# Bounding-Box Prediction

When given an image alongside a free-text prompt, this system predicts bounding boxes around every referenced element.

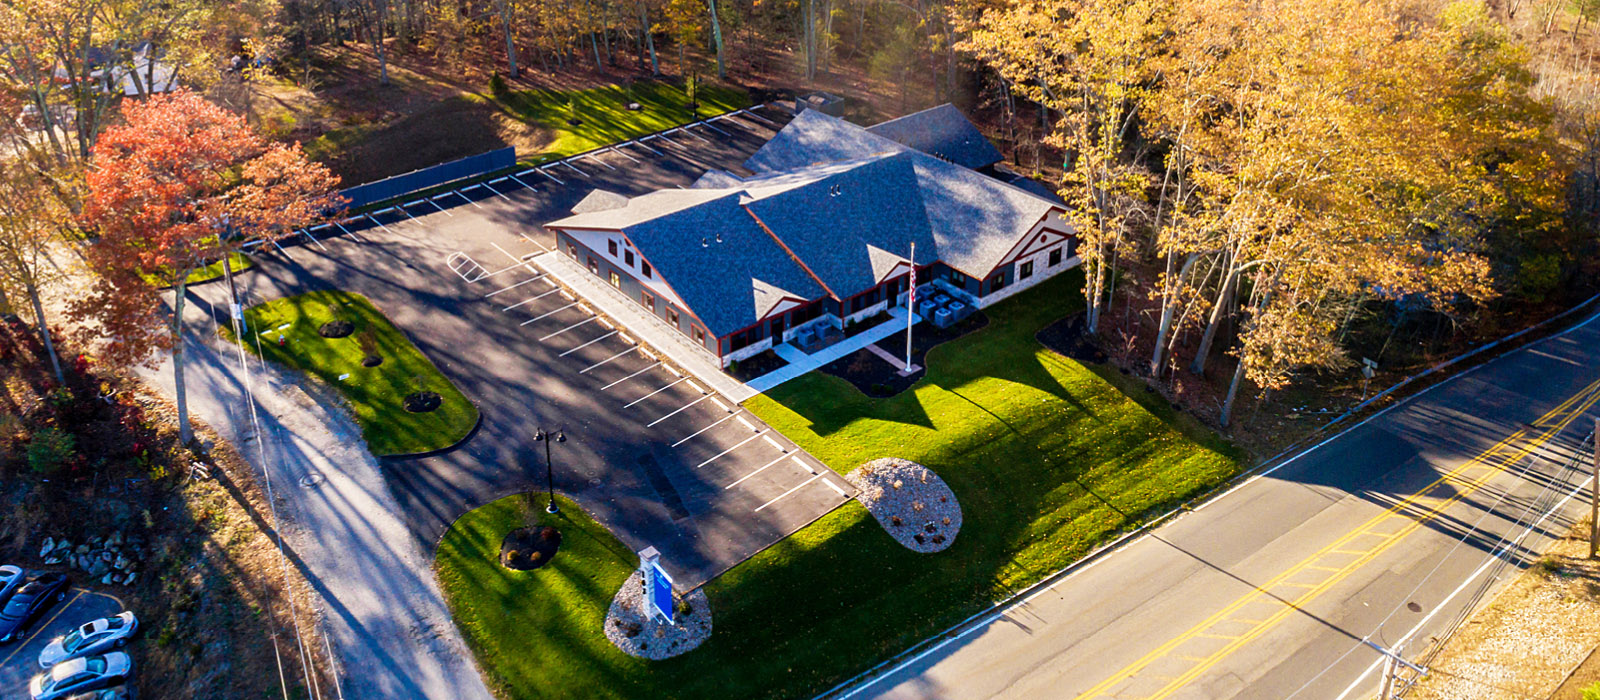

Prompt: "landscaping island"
[226,290,477,455]
[435,272,1242,699]
[488,80,750,164]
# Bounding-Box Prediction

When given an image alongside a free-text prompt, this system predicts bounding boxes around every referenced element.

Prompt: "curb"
[376,406,485,462]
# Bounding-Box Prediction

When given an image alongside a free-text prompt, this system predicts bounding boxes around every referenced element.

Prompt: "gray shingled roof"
[866,104,1004,170]
[546,188,727,230]
[905,154,1060,277]
[743,108,907,173]
[612,194,826,337]
[743,153,936,297]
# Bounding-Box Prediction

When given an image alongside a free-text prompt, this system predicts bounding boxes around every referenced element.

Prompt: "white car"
[0,565,23,605]
[28,652,131,700]
[38,612,139,668]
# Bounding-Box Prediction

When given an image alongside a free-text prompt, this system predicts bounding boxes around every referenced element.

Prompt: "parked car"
[0,565,25,605]
[38,612,139,668]
[28,652,131,700]
[63,684,135,700]
[0,572,70,643]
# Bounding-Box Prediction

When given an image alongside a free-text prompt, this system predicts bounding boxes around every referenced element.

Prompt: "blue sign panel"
[647,562,675,625]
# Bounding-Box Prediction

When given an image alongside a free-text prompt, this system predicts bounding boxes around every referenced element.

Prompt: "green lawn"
[227,290,477,456]
[145,252,253,288]
[436,271,1243,699]
[489,80,750,163]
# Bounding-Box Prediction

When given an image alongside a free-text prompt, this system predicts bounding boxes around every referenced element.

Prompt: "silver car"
[28,652,132,700]
[0,565,24,605]
[63,685,134,700]
[38,612,139,669]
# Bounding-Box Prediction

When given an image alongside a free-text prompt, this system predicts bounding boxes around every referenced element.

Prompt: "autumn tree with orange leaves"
[75,90,342,444]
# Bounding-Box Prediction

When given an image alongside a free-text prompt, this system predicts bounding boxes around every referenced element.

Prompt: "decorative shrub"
[26,427,77,474]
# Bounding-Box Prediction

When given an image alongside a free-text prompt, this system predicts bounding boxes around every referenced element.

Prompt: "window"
[625,250,635,266]
[641,261,653,278]
[667,308,680,328]
[608,239,619,256]
[1049,248,1063,267]
[588,257,598,274]
[693,326,706,344]
[642,291,656,311]
[567,243,577,258]
[1020,261,1034,280]
[609,271,621,288]
[989,273,1007,293]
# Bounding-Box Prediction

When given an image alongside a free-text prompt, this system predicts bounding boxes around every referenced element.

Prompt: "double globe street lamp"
[533,428,565,514]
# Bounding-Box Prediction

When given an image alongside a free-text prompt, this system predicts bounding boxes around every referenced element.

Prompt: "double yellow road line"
[1074,376,1600,700]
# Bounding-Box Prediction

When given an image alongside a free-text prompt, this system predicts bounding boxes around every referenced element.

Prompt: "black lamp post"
[533,428,565,514]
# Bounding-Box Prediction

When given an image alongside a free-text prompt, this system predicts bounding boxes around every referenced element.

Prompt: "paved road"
[840,310,1600,700]
[187,104,850,589]
[0,588,123,697]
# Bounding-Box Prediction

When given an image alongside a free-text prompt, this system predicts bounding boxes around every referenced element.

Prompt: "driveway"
[188,104,854,588]
[0,588,124,697]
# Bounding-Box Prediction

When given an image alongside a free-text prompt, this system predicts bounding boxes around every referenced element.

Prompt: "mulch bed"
[500,526,561,571]
[820,312,989,398]
[318,320,354,338]
[726,349,788,382]
[1035,313,1107,363]
[403,391,441,413]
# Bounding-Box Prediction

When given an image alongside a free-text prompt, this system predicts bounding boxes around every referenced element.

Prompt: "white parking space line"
[680,126,712,143]
[695,119,733,137]
[624,376,693,407]
[602,361,662,390]
[686,379,706,394]
[696,431,769,469]
[582,152,619,170]
[300,225,329,251]
[709,396,730,412]
[485,276,545,298]
[561,160,589,177]
[655,132,685,148]
[539,316,599,341]
[754,474,826,512]
[672,412,745,447]
[647,393,718,427]
[559,330,619,357]
[518,232,551,252]
[536,167,565,185]
[522,301,579,325]
[503,286,560,310]
[509,173,537,190]
[737,107,780,127]
[425,198,453,215]
[608,145,642,163]
[823,477,849,497]
[736,416,757,431]
[481,179,511,200]
[490,241,530,264]
[724,453,792,489]
[762,435,787,453]
[364,214,395,233]
[581,345,640,374]
[332,221,369,243]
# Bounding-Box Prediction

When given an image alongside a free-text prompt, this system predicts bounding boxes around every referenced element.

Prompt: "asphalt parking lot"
[0,588,125,697]
[194,104,855,587]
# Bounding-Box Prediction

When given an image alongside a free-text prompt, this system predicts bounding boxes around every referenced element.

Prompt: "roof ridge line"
[741,203,837,301]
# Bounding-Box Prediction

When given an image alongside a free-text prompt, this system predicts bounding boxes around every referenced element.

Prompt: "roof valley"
[740,203,838,301]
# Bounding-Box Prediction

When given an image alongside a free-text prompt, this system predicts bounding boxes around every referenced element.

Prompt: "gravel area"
[1410,528,1600,700]
[604,571,712,660]
[846,458,962,553]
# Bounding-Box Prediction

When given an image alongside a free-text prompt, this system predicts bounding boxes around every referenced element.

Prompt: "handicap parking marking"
[502,285,561,310]
[558,329,619,357]
[623,376,693,408]
[695,431,770,469]
[521,300,580,325]
[600,361,663,390]
[537,315,599,342]
[446,252,489,282]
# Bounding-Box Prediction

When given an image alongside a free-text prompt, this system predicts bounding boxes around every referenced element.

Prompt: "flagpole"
[905,242,916,373]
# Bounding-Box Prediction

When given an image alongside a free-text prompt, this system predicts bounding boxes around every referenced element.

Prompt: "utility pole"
[1377,651,1397,700]
[1591,418,1598,558]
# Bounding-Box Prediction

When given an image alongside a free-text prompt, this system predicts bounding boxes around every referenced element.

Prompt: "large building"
[544,104,1079,367]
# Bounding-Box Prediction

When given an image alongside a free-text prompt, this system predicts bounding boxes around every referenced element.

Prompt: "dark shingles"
[623,194,826,337]
[866,104,1004,171]
[742,109,906,174]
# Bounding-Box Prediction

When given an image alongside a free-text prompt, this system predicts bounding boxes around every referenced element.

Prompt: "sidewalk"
[749,307,919,393]
[140,305,494,700]
[533,251,758,401]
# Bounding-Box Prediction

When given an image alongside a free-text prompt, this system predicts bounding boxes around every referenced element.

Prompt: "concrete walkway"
[748,307,919,393]
[140,306,494,700]
[533,250,757,401]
